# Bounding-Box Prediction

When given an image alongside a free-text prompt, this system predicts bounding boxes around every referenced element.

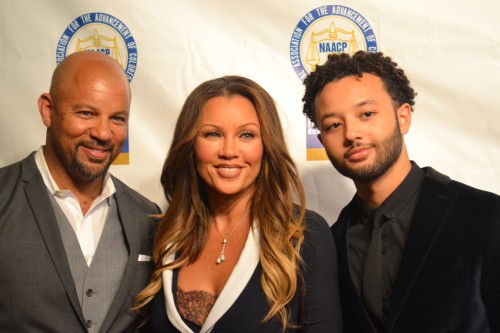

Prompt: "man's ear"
[317,133,324,146]
[397,103,412,135]
[38,93,54,128]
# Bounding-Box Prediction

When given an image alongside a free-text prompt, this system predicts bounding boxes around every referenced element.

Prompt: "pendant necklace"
[211,213,248,264]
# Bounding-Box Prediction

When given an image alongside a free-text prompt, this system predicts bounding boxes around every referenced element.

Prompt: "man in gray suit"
[0,51,160,332]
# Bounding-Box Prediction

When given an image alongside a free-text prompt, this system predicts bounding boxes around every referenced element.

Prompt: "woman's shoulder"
[299,209,334,250]
[299,208,338,278]
[303,209,330,232]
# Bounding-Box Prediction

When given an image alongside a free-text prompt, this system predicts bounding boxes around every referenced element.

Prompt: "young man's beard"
[330,122,403,182]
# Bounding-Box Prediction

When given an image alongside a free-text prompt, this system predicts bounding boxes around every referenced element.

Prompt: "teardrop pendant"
[216,254,225,264]
[211,213,248,265]
[216,239,227,264]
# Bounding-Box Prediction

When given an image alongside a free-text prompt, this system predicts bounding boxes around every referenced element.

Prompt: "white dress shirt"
[35,147,116,266]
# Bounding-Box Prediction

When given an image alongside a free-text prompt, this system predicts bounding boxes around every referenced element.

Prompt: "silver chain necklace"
[211,213,248,264]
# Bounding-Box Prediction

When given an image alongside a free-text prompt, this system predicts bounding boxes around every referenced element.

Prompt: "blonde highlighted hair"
[134,76,305,329]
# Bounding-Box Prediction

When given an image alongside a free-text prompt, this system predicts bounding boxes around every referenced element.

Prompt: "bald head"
[38,51,132,186]
[50,51,131,102]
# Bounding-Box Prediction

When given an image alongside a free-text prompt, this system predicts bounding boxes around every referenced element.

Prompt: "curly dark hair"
[302,51,417,126]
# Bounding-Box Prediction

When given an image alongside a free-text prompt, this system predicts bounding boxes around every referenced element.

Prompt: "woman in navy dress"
[134,76,342,332]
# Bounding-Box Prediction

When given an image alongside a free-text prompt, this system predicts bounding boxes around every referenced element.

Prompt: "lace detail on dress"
[176,288,217,326]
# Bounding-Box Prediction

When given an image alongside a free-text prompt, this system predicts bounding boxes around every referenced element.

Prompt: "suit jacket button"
[86,320,93,328]
[86,289,94,297]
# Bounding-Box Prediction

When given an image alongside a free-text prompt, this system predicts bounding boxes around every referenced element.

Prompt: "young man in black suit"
[302,51,500,332]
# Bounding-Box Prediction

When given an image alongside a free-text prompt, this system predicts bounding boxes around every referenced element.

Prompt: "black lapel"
[387,168,458,329]
[22,156,86,325]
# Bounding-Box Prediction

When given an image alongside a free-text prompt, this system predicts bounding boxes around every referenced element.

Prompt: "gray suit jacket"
[0,152,160,333]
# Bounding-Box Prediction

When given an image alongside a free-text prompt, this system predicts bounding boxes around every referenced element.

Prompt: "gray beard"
[72,147,113,180]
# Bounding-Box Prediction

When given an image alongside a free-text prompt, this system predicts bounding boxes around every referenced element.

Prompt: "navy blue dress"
[141,210,342,333]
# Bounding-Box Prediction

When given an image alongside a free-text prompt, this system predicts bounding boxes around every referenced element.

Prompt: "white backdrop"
[1,0,499,224]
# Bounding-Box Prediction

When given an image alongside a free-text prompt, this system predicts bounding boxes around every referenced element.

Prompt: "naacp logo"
[56,13,138,82]
[290,5,377,80]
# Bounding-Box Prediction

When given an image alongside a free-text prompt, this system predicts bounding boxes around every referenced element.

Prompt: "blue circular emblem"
[290,5,377,81]
[56,12,138,82]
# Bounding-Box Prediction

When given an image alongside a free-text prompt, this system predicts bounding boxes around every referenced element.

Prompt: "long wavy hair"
[134,76,306,329]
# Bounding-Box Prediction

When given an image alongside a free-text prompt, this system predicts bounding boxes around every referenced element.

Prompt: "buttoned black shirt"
[347,162,425,330]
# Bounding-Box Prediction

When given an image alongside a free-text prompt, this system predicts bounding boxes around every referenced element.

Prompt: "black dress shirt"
[347,162,425,330]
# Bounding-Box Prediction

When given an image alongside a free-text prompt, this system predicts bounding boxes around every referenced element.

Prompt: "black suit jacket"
[332,167,500,332]
[0,153,160,332]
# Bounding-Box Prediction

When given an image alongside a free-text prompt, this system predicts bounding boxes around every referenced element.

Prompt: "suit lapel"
[387,169,458,329]
[100,179,140,332]
[334,199,378,333]
[22,156,86,325]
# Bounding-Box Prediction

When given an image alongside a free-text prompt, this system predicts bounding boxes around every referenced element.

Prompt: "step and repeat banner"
[1,0,499,223]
